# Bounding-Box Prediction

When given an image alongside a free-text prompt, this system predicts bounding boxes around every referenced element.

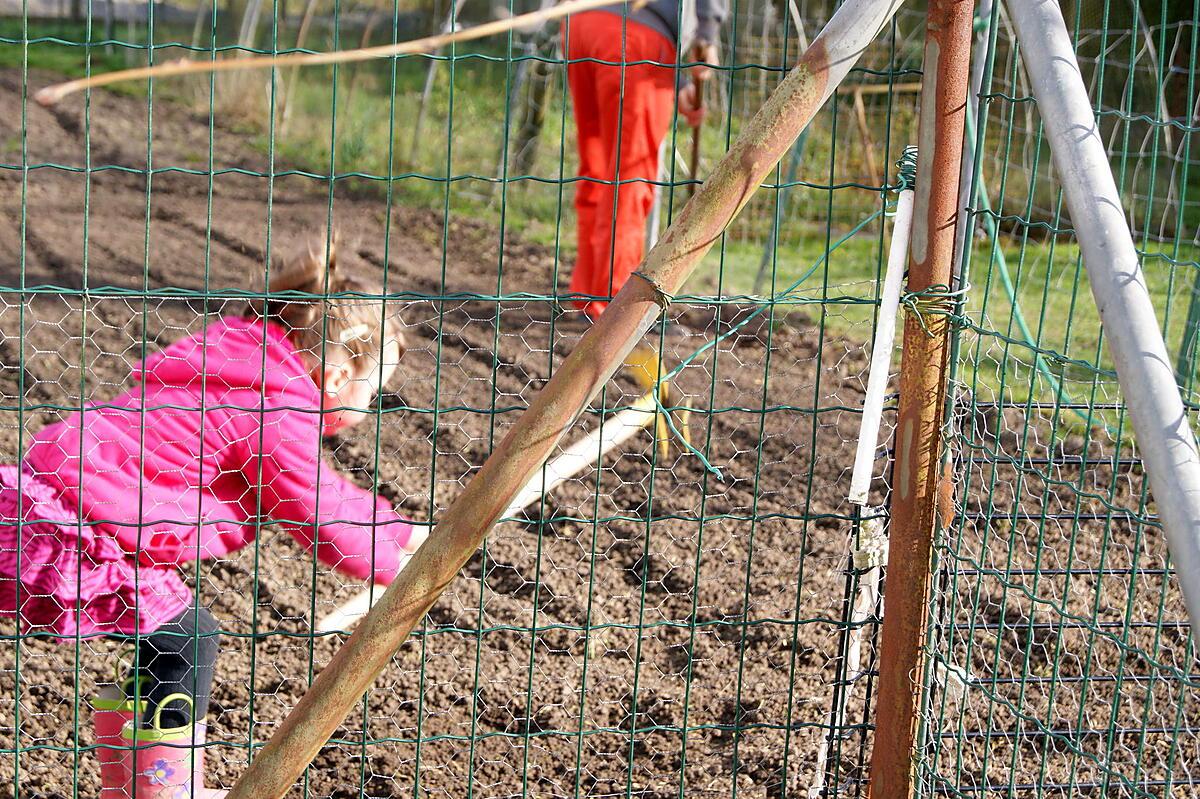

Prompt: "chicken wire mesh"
[0,0,1195,798]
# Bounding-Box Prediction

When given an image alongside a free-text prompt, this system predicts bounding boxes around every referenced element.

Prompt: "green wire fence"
[0,0,1196,797]
[922,3,1200,797]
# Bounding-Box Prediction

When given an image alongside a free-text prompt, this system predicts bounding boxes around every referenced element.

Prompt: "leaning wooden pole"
[867,2,974,798]
[222,1,905,797]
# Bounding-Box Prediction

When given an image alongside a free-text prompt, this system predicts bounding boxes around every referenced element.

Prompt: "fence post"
[867,2,974,798]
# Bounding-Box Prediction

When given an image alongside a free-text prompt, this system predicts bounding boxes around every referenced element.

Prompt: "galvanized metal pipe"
[952,0,992,271]
[224,1,905,796]
[868,2,975,797]
[1006,0,1200,625]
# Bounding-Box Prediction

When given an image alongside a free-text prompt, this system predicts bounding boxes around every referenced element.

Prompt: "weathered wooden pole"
[868,2,974,797]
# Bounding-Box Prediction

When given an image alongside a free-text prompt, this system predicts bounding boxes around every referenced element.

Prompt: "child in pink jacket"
[0,240,425,798]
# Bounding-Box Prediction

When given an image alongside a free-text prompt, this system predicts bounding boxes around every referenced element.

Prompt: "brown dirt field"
[0,69,1194,799]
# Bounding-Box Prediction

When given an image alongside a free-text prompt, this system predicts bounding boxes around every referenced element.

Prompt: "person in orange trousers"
[562,1,726,319]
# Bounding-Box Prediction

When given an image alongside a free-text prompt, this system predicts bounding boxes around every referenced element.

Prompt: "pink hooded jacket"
[22,316,414,585]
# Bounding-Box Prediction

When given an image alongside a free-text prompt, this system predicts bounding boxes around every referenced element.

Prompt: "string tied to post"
[629,270,675,311]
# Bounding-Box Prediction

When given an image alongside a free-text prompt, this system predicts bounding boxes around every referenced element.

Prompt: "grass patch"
[1,18,138,88]
[0,17,203,99]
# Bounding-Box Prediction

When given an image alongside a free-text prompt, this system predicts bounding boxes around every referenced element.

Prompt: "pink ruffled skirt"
[0,465,191,638]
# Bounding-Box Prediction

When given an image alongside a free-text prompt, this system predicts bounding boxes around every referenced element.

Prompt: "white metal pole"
[1007,0,1200,628]
[646,138,667,251]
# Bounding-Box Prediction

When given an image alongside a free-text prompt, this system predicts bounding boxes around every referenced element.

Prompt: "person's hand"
[689,40,718,83]
[678,82,705,127]
[680,41,716,127]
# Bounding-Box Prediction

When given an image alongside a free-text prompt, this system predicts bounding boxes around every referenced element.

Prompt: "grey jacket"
[599,0,728,49]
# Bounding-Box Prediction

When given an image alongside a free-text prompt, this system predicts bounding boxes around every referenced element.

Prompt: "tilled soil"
[0,70,882,799]
[1,69,1194,799]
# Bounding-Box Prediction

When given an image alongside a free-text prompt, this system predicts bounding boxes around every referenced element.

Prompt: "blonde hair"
[250,236,406,379]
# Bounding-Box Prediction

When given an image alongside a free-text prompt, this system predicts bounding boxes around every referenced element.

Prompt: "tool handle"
[687,64,705,198]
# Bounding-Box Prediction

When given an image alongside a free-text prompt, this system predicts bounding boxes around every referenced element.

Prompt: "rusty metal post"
[867,2,974,798]
[224,2,905,797]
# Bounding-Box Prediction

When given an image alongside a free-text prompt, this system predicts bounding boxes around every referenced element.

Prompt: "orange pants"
[563,12,677,319]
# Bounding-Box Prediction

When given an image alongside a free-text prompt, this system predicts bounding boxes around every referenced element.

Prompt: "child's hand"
[317,522,431,632]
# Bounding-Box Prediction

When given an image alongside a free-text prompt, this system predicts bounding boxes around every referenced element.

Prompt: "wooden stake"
[687,65,705,199]
[852,87,879,183]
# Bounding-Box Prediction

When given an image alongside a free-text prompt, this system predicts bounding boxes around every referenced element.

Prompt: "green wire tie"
[630,270,674,310]
[650,391,725,482]
[893,144,918,193]
[901,283,971,337]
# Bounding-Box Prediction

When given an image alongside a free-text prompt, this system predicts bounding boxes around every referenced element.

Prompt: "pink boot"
[122,693,227,799]
[93,671,146,799]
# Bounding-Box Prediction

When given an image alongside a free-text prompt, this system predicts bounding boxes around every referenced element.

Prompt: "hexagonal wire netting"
[0,0,1196,797]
